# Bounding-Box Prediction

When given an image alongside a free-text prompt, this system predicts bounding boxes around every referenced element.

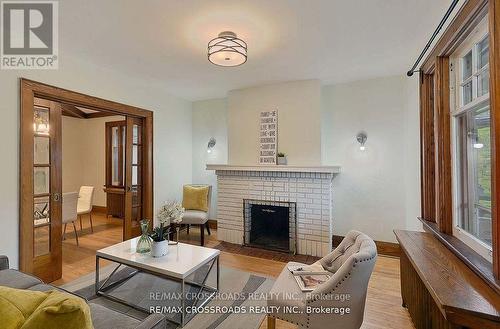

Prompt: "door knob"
[53,193,61,202]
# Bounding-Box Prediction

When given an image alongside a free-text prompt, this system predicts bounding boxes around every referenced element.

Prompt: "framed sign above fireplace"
[259,110,278,165]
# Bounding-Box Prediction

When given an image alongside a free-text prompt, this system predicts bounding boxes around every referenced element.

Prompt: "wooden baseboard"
[333,234,400,257]
[208,219,217,230]
[204,222,398,257]
[92,206,107,214]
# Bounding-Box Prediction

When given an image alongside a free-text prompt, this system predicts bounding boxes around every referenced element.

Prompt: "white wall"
[322,76,421,242]
[61,117,85,196]
[192,99,228,219]
[62,115,125,207]
[0,55,192,269]
[190,77,422,243]
[404,77,423,233]
[227,80,322,165]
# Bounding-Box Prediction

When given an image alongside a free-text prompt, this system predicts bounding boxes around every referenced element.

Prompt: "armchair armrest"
[0,255,9,270]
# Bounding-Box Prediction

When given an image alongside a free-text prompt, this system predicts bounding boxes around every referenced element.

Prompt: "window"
[451,17,492,261]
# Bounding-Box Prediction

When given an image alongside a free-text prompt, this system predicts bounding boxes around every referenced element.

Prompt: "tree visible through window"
[452,23,492,260]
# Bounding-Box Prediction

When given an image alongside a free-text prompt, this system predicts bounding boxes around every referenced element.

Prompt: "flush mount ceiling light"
[208,31,247,67]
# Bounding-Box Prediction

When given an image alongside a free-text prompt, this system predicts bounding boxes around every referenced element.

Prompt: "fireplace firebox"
[243,200,297,253]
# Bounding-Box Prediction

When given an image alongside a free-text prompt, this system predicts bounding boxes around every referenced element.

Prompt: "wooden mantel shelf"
[206,164,341,174]
[394,230,500,329]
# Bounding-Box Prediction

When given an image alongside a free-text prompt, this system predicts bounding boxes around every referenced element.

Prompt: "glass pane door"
[33,106,51,257]
[124,117,144,239]
[21,97,62,282]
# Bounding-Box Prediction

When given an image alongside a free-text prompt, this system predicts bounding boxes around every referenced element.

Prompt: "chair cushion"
[0,269,42,289]
[77,207,90,215]
[89,303,141,329]
[267,262,308,327]
[182,185,209,212]
[181,210,208,225]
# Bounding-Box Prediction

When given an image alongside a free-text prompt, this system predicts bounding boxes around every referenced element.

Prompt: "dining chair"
[62,192,80,246]
[78,186,95,233]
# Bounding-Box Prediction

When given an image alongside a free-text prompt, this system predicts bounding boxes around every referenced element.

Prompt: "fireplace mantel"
[207,163,336,256]
[206,164,341,174]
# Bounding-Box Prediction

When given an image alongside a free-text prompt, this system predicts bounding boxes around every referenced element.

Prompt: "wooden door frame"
[20,78,154,275]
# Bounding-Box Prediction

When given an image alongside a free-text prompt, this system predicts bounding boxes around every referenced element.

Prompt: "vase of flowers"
[149,224,170,257]
[155,201,184,250]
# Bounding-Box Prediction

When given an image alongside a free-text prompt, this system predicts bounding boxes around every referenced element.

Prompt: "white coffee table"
[95,238,220,327]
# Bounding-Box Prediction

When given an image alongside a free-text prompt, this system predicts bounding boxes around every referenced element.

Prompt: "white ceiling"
[61,0,452,101]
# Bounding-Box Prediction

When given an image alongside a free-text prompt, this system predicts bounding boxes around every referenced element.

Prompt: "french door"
[20,79,153,282]
[124,117,145,239]
[20,97,62,282]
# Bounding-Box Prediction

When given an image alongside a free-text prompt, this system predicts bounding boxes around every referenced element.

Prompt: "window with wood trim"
[419,0,500,282]
[450,17,493,261]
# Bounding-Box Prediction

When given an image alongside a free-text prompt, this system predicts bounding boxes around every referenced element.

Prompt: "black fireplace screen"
[243,200,296,253]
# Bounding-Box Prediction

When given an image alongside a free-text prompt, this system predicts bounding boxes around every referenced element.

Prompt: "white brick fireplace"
[207,165,340,257]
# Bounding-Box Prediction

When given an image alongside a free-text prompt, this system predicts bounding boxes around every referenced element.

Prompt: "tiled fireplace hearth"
[207,165,340,257]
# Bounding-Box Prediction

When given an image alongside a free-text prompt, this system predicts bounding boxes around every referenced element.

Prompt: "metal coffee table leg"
[94,254,220,327]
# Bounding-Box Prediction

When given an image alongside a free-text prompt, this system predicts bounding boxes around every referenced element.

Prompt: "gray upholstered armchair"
[267,230,377,329]
[0,255,8,271]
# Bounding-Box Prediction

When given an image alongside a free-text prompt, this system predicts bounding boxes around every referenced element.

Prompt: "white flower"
[157,200,184,226]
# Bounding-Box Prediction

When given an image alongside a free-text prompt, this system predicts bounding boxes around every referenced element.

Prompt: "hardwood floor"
[53,215,414,328]
[181,227,414,329]
[53,212,123,285]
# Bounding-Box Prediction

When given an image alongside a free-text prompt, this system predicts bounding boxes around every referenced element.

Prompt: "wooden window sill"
[419,217,500,294]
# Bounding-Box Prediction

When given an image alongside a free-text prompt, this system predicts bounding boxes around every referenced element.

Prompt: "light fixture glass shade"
[208,31,247,67]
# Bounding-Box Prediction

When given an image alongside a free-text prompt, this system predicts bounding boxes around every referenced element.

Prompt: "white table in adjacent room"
[95,238,220,327]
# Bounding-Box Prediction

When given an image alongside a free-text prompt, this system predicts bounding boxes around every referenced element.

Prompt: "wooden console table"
[394,230,500,329]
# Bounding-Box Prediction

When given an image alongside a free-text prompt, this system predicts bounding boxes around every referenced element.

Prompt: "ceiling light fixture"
[208,31,247,67]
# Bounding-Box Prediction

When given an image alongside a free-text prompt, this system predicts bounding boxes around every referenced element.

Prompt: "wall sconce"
[207,137,216,153]
[356,132,367,151]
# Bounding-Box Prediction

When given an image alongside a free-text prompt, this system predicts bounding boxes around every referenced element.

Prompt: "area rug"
[61,264,275,329]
